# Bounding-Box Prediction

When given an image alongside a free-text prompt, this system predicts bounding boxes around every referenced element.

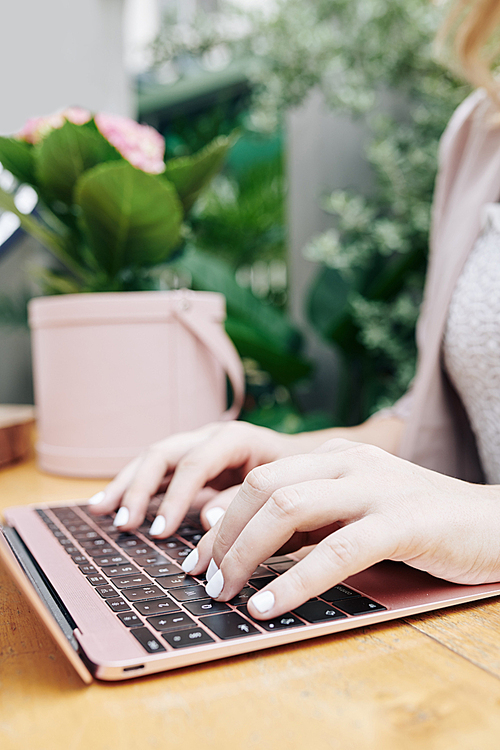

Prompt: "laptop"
[2,495,500,683]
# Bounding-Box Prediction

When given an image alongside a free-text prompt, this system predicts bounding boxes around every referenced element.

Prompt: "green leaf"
[225,316,311,386]
[163,135,234,212]
[75,161,183,276]
[0,137,36,185]
[36,120,121,203]
[176,246,311,385]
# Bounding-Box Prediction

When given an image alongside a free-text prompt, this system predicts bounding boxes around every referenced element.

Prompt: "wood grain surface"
[0,405,35,469]
[2,456,500,750]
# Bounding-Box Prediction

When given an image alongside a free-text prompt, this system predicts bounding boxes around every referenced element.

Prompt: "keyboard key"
[101,563,140,577]
[79,537,108,549]
[320,585,361,603]
[122,585,165,602]
[74,530,101,541]
[88,546,118,558]
[115,535,143,548]
[263,555,293,565]
[95,585,118,598]
[156,573,197,589]
[130,627,166,653]
[333,597,387,615]
[248,576,277,590]
[267,561,297,574]
[134,598,181,616]
[184,599,231,616]
[155,538,185,551]
[137,553,172,567]
[113,575,151,589]
[127,546,154,558]
[106,597,131,613]
[71,554,88,564]
[169,585,207,602]
[200,612,261,640]
[167,547,192,562]
[144,563,181,577]
[292,601,347,623]
[229,587,257,606]
[118,612,142,627]
[94,554,127,566]
[251,565,274,578]
[63,545,80,556]
[238,606,305,631]
[86,575,107,586]
[146,613,196,632]
[164,628,214,649]
[79,564,98,575]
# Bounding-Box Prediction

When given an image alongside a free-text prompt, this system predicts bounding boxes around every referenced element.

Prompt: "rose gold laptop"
[2,496,500,683]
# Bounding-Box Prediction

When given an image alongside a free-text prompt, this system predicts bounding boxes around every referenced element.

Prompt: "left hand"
[182,439,500,619]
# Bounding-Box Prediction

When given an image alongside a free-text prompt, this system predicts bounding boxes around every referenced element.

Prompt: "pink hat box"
[28,290,245,478]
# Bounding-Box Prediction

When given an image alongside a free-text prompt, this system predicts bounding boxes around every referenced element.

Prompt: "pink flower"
[95,113,165,174]
[18,107,92,144]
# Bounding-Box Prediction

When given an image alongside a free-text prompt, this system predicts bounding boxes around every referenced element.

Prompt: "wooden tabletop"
[2,452,500,749]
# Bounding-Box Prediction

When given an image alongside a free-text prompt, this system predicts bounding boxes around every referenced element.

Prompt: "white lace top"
[443,204,500,483]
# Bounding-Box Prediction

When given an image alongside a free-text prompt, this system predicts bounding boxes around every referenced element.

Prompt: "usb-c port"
[123,665,145,672]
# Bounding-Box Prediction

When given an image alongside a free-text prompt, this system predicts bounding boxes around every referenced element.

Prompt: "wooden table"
[2,453,500,749]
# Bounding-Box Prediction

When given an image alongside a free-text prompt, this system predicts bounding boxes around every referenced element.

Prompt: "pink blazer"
[396,90,500,482]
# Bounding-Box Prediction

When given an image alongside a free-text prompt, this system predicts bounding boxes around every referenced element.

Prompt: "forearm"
[284,416,406,456]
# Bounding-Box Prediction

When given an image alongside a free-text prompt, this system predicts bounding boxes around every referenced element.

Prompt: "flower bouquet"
[0,107,232,293]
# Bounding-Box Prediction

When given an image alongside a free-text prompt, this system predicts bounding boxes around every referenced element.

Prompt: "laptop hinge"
[2,525,80,651]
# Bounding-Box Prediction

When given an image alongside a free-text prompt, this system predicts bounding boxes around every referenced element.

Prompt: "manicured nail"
[251,590,275,614]
[207,558,219,581]
[149,515,166,536]
[88,491,105,506]
[113,507,129,527]
[182,548,199,573]
[205,569,224,598]
[205,506,225,528]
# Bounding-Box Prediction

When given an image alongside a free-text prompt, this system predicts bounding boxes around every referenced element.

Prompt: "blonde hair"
[438,0,500,100]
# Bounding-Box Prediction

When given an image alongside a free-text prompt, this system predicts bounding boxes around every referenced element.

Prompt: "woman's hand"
[88,421,300,537]
[183,438,500,620]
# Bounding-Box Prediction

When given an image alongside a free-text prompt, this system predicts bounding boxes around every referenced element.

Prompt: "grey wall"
[286,90,373,414]
[0,0,131,134]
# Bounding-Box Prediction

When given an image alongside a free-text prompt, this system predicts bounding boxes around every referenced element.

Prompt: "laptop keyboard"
[35,501,386,655]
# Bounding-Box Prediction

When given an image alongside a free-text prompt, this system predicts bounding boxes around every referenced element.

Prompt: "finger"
[247,514,398,619]
[100,424,219,532]
[87,455,143,515]
[210,477,369,601]
[211,451,356,568]
[200,485,241,530]
[155,423,265,537]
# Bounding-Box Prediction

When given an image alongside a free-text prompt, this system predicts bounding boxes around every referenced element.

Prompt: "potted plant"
[0,109,244,477]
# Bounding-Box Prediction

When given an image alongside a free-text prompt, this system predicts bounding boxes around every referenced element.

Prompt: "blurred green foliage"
[155,0,470,423]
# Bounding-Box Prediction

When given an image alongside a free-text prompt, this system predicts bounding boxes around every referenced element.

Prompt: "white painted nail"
[149,515,166,536]
[207,558,219,581]
[251,590,275,614]
[113,506,129,527]
[205,506,225,528]
[88,491,105,506]
[182,548,199,573]
[205,569,224,598]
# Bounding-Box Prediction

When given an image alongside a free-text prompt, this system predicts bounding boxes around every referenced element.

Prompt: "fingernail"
[182,548,199,573]
[88,491,105,506]
[251,590,275,614]
[149,515,166,536]
[205,569,224,598]
[207,558,219,581]
[113,507,129,527]
[205,506,225,528]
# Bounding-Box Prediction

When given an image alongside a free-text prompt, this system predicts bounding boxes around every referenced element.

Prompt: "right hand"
[88,421,297,537]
